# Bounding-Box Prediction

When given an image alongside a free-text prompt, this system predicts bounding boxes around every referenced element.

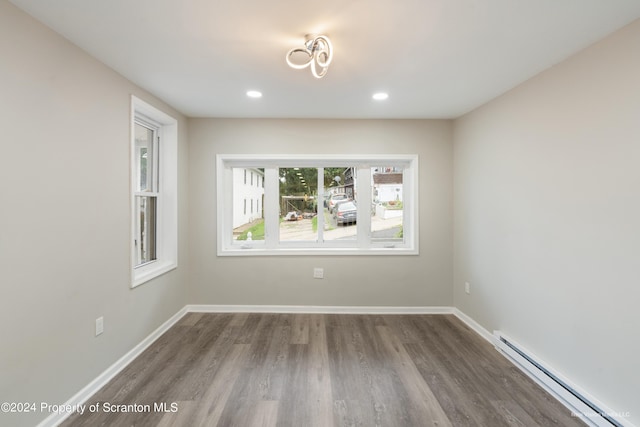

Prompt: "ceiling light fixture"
[372,92,389,101]
[246,90,262,98]
[286,35,333,79]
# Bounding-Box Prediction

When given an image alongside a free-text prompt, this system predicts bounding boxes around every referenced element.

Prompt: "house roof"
[373,173,403,185]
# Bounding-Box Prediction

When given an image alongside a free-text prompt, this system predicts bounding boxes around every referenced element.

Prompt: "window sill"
[131,260,177,288]
[217,247,418,257]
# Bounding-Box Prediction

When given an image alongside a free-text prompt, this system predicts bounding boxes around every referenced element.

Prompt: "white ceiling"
[10,0,640,119]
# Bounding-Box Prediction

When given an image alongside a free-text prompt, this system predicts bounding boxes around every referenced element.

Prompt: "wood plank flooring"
[61,313,585,426]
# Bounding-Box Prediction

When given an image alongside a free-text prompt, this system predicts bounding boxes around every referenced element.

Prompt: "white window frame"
[217,154,419,256]
[133,119,159,265]
[130,96,178,287]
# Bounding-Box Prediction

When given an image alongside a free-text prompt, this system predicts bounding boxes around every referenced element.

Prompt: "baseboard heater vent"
[493,331,623,427]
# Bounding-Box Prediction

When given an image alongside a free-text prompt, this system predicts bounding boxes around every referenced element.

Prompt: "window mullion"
[317,167,324,243]
[356,166,372,249]
[404,164,416,249]
[222,165,233,250]
[264,167,279,249]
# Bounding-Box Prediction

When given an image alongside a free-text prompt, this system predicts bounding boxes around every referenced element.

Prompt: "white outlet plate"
[465,282,470,294]
[313,268,324,279]
[95,317,104,336]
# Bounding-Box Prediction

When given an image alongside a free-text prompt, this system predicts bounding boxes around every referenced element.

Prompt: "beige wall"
[453,19,640,423]
[188,119,453,307]
[0,2,189,426]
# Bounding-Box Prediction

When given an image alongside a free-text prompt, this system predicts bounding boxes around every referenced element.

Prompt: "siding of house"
[232,168,265,229]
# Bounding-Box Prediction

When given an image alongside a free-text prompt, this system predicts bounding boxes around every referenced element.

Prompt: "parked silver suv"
[327,193,349,212]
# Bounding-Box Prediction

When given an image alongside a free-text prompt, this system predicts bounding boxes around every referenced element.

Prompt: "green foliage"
[278,167,349,197]
[323,167,347,188]
[236,219,265,240]
[279,167,318,196]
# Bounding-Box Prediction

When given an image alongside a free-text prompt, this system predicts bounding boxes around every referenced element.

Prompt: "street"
[279,208,402,241]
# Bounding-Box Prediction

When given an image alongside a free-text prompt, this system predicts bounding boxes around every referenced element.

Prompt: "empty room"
[1,0,639,426]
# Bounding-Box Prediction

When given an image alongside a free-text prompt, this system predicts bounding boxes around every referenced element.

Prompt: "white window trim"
[131,96,178,287]
[217,154,419,256]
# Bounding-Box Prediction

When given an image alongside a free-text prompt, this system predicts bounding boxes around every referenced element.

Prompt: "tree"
[279,167,317,196]
[323,167,346,189]
[278,167,349,195]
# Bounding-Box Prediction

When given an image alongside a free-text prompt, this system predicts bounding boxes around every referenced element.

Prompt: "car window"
[338,201,356,211]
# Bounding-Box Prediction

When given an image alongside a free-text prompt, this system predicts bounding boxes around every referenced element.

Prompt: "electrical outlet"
[95,317,104,336]
[313,268,324,279]
[465,282,470,295]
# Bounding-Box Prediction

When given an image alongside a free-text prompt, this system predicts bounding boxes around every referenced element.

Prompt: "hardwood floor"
[61,313,585,426]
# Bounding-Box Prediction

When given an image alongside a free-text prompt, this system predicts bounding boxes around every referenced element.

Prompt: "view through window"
[133,121,158,265]
[218,155,417,255]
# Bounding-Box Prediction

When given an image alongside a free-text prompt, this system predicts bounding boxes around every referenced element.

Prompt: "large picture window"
[217,154,418,255]
[131,96,178,287]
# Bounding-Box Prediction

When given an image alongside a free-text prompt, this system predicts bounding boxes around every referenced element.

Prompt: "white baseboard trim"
[186,304,455,315]
[452,308,495,345]
[37,306,188,427]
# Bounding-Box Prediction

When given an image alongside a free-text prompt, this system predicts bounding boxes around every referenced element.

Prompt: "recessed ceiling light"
[246,90,262,98]
[372,92,389,101]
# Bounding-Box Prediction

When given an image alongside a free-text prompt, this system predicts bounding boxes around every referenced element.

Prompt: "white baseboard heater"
[493,331,626,427]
